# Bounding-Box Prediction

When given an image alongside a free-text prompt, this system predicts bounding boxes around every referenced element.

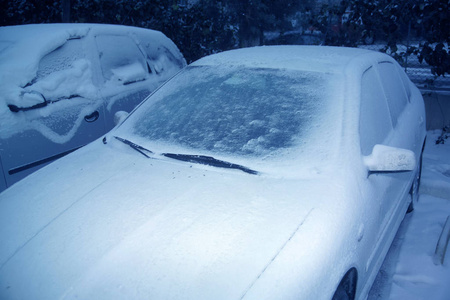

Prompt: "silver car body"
[0,46,426,299]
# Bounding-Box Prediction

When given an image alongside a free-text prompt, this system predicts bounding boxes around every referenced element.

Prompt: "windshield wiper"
[112,137,257,174]
[114,136,153,158]
[162,153,258,175]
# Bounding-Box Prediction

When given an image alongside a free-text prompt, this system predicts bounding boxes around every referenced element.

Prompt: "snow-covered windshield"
[119,65,338,160]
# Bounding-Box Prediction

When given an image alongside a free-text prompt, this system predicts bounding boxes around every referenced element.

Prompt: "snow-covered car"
[0,23,186,192]
[0,46,426,300]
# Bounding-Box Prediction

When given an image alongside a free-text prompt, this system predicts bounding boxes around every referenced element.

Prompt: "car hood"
[0,140,337,300]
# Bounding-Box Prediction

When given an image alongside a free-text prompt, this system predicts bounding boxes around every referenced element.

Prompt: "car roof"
[191,45,389,74]
[0,23,163,42]
[0,23,182,101]
[0,23,173,79]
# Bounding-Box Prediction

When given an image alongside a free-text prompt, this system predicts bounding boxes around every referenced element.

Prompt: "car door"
[375,61,415,222]
[94,32,186,131]
[94,34,159,130]
[359,64,411,273]
[0,37,105,188]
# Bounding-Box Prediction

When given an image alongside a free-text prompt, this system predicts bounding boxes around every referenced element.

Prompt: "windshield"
[117,65,341,172]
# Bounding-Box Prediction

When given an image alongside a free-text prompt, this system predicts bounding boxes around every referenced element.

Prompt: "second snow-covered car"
[0,23,186,192]
[0,46,426,299]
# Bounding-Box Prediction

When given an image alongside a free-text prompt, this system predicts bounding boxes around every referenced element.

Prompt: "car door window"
[398,67,412,101]
[360,66,393,156]
[143,44,185,77]
[37,38,84,79]
[95,35,148,85]
[28,38,95,105]
[377,61,408,127]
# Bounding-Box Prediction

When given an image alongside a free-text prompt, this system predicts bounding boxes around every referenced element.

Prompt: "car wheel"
[332,269,357,300]
[407,153,423,213]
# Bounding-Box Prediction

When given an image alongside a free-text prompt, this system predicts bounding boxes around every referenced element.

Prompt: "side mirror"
[8,91,47,112]
[363,144,416,172]
[114,110,129,126]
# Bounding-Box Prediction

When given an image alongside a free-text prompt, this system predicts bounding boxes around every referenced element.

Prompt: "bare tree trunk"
[62,0,71,23]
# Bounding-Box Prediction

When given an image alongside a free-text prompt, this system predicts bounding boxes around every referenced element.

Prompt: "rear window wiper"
[162,153,258,175]
[114,136,153,158]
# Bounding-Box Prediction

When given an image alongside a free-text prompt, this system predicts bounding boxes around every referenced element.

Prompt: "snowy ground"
[368,130,450,300]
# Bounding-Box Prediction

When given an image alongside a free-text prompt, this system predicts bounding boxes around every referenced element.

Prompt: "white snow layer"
[369,130,450,300]
[0,26,87,139]
[0,24,183,143]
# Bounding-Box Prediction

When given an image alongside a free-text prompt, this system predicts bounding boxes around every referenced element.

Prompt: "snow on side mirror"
[363,144,416,172]
[111,62,147,85]
[114,110,129,126]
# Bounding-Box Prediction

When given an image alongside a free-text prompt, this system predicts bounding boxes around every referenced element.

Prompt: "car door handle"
[84,111,99,123]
